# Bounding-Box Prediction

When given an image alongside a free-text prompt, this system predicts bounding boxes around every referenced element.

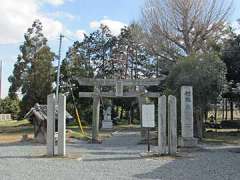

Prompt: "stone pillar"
[138,96,147,138]
[92,91,100,142]
[168,95,177,155]
[138,96,144,125]
[158,95,167,155]
[180,86,198,147]
[47,94,55,156]
[138,86,146,123]
[58,94,66,156]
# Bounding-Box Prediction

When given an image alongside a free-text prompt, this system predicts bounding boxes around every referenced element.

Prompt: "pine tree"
[88,25,116,78]
[117,23,154,79]
[60,37,95,123]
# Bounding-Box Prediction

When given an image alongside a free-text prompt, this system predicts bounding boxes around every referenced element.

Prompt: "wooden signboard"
[142,104,155,128]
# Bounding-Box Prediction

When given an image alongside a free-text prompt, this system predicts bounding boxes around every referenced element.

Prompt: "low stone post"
[158,95,167,155]
[168,95,177,155]
[58,94,66,156]
[47,94,55,156]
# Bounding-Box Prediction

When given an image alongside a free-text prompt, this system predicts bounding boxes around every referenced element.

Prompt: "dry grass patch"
[203,130,240,145]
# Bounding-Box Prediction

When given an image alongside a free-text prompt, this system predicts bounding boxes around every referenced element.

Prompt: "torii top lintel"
[74,77,165,87]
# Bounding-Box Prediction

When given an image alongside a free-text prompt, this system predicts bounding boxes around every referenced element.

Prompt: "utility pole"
[53,34,64,156]
[56,34,64,101]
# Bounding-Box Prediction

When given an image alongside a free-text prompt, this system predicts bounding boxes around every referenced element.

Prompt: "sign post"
[142,104,155,152]
[147,128,150,152]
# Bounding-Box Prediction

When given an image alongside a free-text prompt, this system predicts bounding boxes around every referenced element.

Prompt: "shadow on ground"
[133,147,240,180]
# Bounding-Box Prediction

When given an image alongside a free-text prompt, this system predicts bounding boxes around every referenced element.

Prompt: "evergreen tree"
[89,25,116,78]
[117,23,152,79]
[8,20,55,116]
[222,33,240,84]
[60,37,95,123]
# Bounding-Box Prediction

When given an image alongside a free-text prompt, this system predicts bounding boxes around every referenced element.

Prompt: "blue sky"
[0,0,239,98]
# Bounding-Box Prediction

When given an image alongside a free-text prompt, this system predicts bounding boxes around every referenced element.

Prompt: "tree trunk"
[197,111,203,140]
[230,99,234,121]
[203,111,208,138]
[194,108,203,139]
[225,99,228,120]
[116,106,119,117]
[222,99,225,121]
[120,108,124,120]
[156,57,159,77]
[204,111,208,123]
[128,111,131,125]
[128,105,133,125]
[214,104,217,123]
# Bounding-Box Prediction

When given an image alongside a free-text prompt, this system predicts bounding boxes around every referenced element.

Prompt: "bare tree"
[141,0,232,57]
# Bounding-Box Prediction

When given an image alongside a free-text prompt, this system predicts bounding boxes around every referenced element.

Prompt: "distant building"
[0,114,11,121]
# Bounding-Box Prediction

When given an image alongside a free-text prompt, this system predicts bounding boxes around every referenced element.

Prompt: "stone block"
[102,120,113,129]
[179,137,198,147]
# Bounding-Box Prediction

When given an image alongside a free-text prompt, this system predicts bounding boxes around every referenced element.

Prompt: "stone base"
[102,120,113,129]
[179,137,198,147]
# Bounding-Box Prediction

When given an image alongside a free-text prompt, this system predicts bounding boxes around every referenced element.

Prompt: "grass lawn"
[0,120,120,143]
[203,129,240,145]
[3,120,239,146]
[66,124,140,141]
[0,119,31,128]
[0,120,33,143]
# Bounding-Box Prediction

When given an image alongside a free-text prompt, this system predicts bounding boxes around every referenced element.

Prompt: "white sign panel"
[142,104,155,128]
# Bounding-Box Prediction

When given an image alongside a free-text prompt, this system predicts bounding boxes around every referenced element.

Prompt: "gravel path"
[1,131,240,180]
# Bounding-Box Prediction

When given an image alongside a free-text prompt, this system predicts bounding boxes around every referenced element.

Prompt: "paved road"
[0,131,240,180]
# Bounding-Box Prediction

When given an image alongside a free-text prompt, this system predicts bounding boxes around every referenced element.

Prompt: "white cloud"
[90,21,100,29]
[40,0,75,6]
[40,0,64,6]
[75,29,86,40]
[47,11,76,21]
[231,21,240,34]
[0,0,68,44]
[89,18,126,35]
[41,17,64,40]
[63,13,76,21]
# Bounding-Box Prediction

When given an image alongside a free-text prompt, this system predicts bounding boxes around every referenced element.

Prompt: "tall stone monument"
[180,86,198,147]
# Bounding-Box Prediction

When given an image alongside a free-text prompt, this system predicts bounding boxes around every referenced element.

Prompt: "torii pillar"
[92,86,100,143]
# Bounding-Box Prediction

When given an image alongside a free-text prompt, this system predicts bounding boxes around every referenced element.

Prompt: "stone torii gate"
[75,77,165,143]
